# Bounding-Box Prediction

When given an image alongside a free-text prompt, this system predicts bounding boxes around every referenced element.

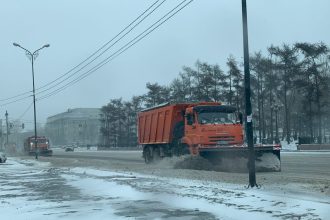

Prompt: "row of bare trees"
[251,42,330,144]
[100,42,330,147]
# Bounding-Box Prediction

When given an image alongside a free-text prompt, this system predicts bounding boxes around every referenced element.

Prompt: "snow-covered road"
[1,158,329,220]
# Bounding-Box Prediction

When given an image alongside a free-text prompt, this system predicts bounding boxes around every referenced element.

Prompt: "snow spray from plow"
[172,149,281,172]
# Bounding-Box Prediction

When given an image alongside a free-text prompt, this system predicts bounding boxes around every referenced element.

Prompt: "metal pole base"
[245,183,261,189]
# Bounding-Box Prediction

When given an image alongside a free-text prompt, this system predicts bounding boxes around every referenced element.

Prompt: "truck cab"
[182,104,244,155]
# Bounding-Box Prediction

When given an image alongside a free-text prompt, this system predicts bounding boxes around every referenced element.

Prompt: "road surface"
[51,149,330,186]
[46,150,330,196]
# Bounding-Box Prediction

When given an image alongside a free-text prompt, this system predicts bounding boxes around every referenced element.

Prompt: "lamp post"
[13,43,50,159]
[241,0,256,187]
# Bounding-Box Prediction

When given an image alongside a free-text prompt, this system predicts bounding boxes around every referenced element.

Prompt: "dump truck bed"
[138,103,189,145]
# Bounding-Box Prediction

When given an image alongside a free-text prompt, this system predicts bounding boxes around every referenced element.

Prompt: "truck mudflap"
[28,149,53,157]
[199,144,281,172]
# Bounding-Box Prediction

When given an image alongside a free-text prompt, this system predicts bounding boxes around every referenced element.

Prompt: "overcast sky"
[1,0,329,130]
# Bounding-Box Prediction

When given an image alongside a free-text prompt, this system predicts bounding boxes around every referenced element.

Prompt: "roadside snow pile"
[281,140,297,151]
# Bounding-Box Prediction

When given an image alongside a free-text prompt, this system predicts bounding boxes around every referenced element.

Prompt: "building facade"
[45,108,101,146]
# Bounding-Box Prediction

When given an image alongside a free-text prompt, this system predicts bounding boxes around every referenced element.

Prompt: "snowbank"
[280,140,298,151]
[65,167,330,220]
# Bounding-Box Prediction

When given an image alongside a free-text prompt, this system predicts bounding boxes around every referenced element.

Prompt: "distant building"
[45,108,101,146]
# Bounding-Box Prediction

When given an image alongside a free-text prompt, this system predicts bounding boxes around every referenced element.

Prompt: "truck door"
[185,112,197,135]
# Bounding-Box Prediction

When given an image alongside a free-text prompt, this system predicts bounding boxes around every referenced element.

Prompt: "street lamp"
[13,43,50,159]
[241,0,257,187]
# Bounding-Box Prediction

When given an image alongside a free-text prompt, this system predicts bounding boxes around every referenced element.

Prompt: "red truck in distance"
[24,136,53,156]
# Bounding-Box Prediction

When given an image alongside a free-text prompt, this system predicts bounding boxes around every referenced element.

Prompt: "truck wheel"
[143,147,153,164]
[153,146,161,162]
[172,139,181,156]
[181,144,190,155]
[175,143,190,156]
[172,122,184,156]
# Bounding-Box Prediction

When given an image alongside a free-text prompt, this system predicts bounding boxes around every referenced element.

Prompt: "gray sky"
[1,0,329,130]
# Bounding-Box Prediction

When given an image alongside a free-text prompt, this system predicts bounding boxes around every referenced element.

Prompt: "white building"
[45,108,101,146]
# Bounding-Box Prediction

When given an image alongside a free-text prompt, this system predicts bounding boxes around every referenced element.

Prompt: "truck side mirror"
[238,112,243,124]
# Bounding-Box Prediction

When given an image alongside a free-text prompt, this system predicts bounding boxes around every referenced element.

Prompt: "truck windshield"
[197,112,236,124]
[37,139,48,144]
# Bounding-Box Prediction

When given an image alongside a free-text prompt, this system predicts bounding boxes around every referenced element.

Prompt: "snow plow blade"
[199,144,281,172]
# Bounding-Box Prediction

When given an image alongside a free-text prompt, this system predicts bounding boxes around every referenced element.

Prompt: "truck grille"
[209,136,235,143]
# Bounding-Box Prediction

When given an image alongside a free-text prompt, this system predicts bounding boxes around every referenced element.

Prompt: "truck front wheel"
[172,122,184,156]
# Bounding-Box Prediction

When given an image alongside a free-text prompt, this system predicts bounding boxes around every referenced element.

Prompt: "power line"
[0,0,164,103]
[37,0,194,101]
[0,95,32,107]
[17,102,34,121]
[34,0,167,97]
[37,0,192,100]
[0,102,32,128]
[0,90,32,102]
[3,0,193,104]
[36,0,166,92]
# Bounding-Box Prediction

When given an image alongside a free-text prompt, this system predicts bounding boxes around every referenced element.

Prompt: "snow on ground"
[1,158,329,219]
[74,146,98,151]
[281,140,298,151]
[64,167,330,219]
[0,159,126,220]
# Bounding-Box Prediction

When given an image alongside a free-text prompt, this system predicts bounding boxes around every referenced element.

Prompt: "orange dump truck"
[24,136,53,156]
[138,102,281,170]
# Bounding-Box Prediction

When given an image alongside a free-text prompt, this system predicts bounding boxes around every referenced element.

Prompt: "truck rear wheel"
[152,146,161,162]
[143,146,153,164]
[143,146,163,164]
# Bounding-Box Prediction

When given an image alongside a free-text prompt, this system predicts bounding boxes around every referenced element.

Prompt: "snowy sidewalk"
[1,158,329,219]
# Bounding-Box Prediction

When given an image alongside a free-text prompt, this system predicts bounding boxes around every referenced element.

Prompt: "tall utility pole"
[13,43,50,159]
[241,0,257,187]
[5,111,9,148]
